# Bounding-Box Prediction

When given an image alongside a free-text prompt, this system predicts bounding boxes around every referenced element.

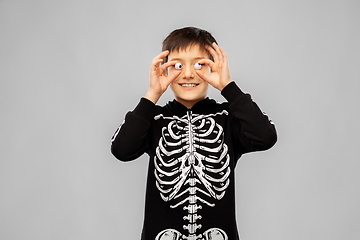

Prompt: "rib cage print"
[154,110,230,240]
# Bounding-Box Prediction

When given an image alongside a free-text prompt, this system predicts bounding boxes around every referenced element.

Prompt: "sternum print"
[154,110,230,239]
[184,111,202,236]
[187,111,196,162]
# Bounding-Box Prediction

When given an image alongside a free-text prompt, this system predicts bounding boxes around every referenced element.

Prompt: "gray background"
[1,0,359,239]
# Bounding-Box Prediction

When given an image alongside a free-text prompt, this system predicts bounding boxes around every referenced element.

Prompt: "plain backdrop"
[1,0,359,239]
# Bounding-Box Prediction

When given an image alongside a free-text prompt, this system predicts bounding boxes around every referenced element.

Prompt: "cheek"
[169,81,177,91]
[204,82,209,89]
[201,82,210,92]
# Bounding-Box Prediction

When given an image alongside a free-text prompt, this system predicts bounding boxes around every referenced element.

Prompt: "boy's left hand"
[195,42,232,91]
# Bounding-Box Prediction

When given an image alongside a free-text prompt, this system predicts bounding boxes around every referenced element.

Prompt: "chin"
[176,94,207,103]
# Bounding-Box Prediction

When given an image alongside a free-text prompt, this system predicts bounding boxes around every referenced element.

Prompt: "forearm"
[221,82,277,151]
[111,98,156,161]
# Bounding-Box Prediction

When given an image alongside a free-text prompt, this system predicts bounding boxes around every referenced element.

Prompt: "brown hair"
[162,27,217,63]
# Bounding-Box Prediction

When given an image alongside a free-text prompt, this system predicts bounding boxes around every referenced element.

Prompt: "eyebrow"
[170,57,205,61]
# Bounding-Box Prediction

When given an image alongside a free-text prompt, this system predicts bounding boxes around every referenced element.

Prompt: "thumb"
[195,70,213,85]
[165,70,181,85]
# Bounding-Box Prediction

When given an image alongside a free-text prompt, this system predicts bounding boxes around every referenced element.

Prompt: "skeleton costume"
[111,82,277,240]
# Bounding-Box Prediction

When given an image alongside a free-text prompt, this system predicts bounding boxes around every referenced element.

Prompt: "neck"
[175,97,205,109]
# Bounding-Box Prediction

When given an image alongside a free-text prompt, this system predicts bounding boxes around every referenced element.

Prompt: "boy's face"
[168,44,211,109]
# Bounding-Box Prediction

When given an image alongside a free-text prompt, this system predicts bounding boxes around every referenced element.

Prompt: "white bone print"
[154,111,230,240]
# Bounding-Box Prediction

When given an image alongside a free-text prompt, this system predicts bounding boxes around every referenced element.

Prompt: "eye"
[194,62,202,70]
[175,62,182,70]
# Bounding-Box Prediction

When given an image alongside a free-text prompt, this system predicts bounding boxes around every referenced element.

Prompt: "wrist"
[145,90,161,104]
[219,79,232,91]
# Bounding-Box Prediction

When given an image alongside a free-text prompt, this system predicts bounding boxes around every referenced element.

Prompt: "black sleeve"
[221,82,277,155]
[111,98,156,161]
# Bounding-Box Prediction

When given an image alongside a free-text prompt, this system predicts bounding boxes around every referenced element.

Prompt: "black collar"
[165,97,217,116]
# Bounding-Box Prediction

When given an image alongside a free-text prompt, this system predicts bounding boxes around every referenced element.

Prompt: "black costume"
[111,82,277,240]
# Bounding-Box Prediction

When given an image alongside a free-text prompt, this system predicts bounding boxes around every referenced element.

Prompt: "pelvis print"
[156,228,228,240]
[154,110,230,240]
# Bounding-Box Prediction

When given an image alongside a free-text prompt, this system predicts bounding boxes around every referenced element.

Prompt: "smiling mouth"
[179,83,199,87]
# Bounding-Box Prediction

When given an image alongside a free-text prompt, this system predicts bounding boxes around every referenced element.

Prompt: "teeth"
[181,84,197,87]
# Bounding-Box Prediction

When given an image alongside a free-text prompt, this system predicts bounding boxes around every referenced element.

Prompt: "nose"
[182,65,194,79]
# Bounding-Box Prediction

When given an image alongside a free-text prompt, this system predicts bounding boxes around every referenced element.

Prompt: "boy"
[111,27,277,240]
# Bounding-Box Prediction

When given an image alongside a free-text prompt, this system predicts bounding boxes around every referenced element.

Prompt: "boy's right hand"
[145,51,181,104]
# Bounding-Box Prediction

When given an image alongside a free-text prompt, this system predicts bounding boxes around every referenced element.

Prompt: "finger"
[159,60,179,76]
[212,43,224,67]
[151,51,168,68]
[219,46,228,66]
[152,58,163,65]
[151,58,163,71]
[166,69,181,83]
[206,44,219,65]
[154,50,169,60]
[195,69,212,85]
[160,60,177,72]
